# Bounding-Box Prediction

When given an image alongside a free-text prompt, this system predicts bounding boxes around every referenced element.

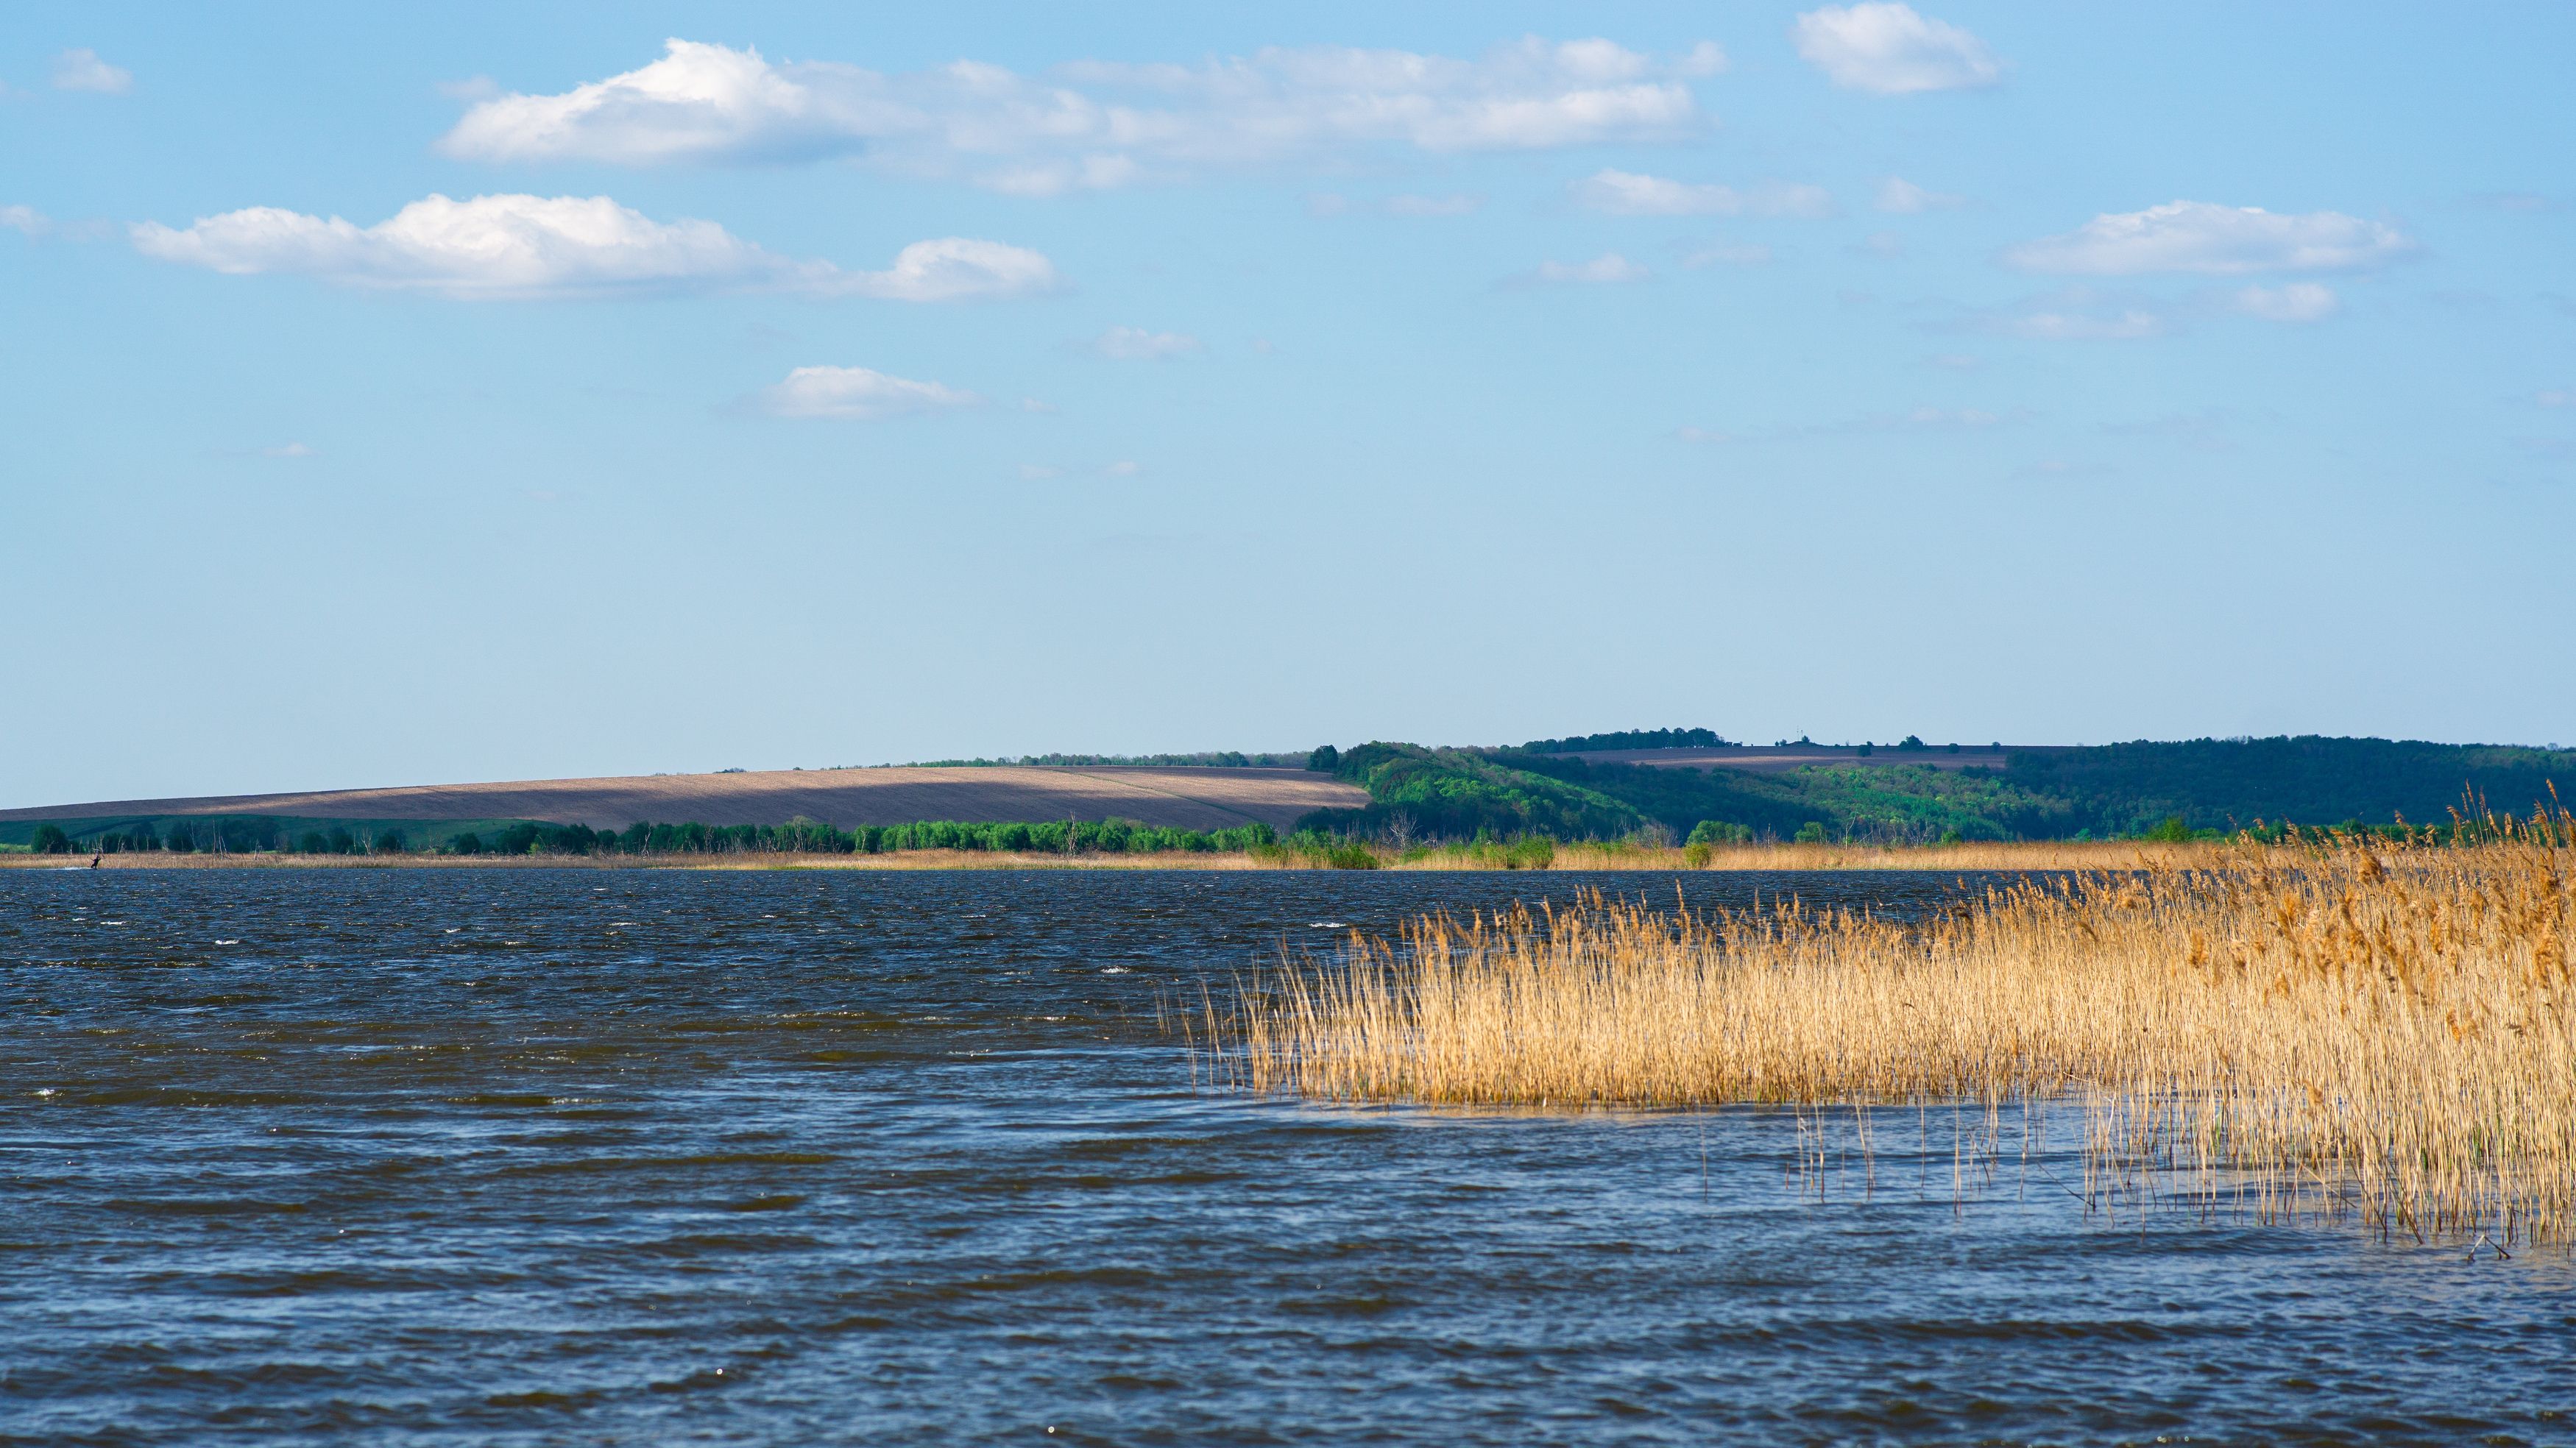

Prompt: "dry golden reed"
[1211,818,2576,1243]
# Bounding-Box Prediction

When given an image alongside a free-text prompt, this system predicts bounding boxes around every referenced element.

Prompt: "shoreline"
[0,840,2231,873]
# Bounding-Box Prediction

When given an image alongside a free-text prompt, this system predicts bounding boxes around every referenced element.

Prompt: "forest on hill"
[1295,736,2576,845]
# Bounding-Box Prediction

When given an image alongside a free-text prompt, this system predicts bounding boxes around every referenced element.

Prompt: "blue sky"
[4,1,2571,805]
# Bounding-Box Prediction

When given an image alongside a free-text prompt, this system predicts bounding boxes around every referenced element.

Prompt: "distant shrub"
[31,824,72,854]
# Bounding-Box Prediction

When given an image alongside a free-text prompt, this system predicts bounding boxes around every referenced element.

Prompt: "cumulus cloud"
[52,49,132,94]
[1792,4,2000,94]
[835,237,1059,301]
[757,365,983,420]
[130,193,1056,301]
[1521,253,1651,285]
[1875,177,1964,213]
[1094,327,1201,360]
[2006,201,2412,275]
[1571,169,1833,218]
[438,37,1719,191]
[2232,282,2338,323]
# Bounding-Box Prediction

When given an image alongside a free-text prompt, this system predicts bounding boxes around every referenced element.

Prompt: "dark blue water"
[3,868,2569,1446]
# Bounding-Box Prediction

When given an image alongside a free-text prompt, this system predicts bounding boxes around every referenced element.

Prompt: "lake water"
[4,868,2569,1446]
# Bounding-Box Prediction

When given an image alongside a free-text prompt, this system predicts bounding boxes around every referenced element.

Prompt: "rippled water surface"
[3,867,2569,1446]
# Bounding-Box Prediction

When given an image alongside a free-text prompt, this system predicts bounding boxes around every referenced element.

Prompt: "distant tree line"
[15,815,1281,858]
[24,818,409,854]
[442,818,1280,856]
[1522,728,1738,753]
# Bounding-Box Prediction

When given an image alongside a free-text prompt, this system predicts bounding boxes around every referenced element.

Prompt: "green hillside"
[1298,735,2575,844]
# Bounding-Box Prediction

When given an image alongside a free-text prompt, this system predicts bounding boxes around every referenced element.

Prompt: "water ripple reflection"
[2,868,2569,1446]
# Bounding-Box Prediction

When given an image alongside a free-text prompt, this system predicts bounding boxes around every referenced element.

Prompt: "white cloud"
[1018,463,1064,480]
[1,205,49,236]
[757,365,983,420]
[1925,352,1981,369]
[1677,426,1733,443]
[2006,200,2413,275]
[439,37,1718,191]
[1524,253,1651,285]
[263,442,317,458]
[1572,169,1833,218]
[2233,282,2338,323]
[1101,460,1142,477]
[833,237,1058,301]
[1875,177,1964,213]
[52,49,132,94]
[1094,327,1201,360]
[1858,230,1905,257]
[130,193,1056,301]
[1792,4,2000,94]
[2535,389,2572,408]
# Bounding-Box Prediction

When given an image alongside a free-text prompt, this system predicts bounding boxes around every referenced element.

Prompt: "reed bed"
[1210,819,2576,1243]
[1440,838,2228,873]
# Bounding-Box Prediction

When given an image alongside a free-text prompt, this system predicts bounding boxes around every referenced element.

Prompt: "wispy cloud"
[1,205,49,237]
[1383,193,1482,218]
[1875,177,1964,213]
[755,365,983,420]
[1571,169,1833,219]
[439,38,1722,191]
[2232,282,2338,323]
[1678,239,1771,268]
[1679,405,2025,445]
[130,194,1058,301]
[1792,4,2001,94]
[1515,253,1651,287]
[52,48,132,94]
[1094,327,1201,360]
[2006,201,2413,274]
[1309,191,1484,219]
[1964,288,2167,341]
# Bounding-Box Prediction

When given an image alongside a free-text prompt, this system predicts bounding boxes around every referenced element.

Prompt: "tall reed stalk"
[1209,815,2576,1242]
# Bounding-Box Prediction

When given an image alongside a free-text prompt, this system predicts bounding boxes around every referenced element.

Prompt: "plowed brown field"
[1,767,1367,833]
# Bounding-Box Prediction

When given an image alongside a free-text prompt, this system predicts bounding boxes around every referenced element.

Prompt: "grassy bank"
[1206,815,2576,1243]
